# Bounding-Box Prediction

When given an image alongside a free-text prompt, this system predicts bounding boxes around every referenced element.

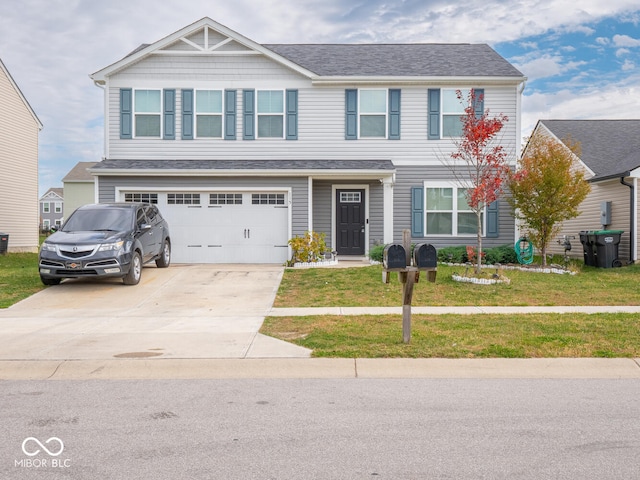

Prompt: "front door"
[336,189,365,255]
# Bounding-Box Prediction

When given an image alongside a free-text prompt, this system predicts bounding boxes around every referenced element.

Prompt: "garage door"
[157,191,289,264]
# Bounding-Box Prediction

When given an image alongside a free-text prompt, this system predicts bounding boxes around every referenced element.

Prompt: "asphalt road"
[2,378,640,479]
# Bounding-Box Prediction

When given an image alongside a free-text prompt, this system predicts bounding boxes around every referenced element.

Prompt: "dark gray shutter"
[181,89,193,140]
[120,88,132,139]
[428,89,440,140]
[224,89,237,140]
[345,89,357,140]
[473,88,484,119]
[486,200,499,238]
[411,186,424,237]
[388,89,401,140]
[285,89,298,140]
[163,89,175,140]
[243,89,255,140]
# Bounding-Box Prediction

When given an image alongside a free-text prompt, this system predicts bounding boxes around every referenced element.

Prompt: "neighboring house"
[525,120,640,264]
[39,187,64,231]
[89,17,526,264]
[62,161,97,217]
[0,58,43,252]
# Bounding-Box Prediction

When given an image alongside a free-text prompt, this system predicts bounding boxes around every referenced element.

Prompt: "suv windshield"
[62,208,134,232]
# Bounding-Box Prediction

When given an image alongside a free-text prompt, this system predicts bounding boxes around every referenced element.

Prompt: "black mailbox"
[413,243,437,269]
[383,244,407,270]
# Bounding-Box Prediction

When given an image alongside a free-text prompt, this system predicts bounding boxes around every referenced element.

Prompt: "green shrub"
[437,246,467,263]
[437,244,517,265]
[369,244,385,262]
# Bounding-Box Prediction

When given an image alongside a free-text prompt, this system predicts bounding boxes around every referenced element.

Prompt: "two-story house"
[0,58,43,252]
[89,17,526,264]
[39,187,64,231]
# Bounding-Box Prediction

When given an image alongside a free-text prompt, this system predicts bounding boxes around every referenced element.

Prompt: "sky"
[1,0,639,196]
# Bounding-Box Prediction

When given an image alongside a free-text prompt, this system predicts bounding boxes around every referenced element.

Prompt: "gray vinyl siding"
[393,165,516,249]
[97,176,309,238]
[547,178,632,262]
[106,80,520,164]
[312,181,332,248]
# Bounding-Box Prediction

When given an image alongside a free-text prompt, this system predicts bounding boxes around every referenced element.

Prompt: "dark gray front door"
[336,189,365,255]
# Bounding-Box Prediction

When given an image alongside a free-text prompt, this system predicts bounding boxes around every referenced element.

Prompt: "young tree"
[447,89,509,273]
[507,133,591,266]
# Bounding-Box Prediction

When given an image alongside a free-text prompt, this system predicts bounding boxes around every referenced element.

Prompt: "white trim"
[382,177,394,244]
[307,176,313,232]
[331,184,369,255]
[91,18,318,83]
[91,168,395,179]
[635,177,638,262]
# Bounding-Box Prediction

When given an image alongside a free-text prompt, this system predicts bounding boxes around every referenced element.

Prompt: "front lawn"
[261,312,640,358]
[274,263,640,307]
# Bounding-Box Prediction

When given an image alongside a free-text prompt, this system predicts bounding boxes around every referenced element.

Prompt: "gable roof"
[91,17,525,84]
[0,58,43,130]
[540,120,640,181]
[62,162,98,182]
[40,187,63,200]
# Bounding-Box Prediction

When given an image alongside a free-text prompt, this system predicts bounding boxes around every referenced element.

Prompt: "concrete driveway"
[0,264,311,360]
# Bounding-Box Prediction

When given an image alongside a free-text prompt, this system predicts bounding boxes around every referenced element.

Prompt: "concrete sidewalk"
[1,358,640,380]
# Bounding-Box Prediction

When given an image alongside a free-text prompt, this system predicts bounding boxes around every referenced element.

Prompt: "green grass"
[274,263,640,307]
[261,313,640,358]
[0,253,44,308]
[266,262,640,357]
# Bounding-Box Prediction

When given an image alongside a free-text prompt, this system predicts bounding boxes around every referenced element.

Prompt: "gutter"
[620,175,636,263]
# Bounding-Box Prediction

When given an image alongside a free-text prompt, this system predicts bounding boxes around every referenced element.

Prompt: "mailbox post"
[383,230,437,343]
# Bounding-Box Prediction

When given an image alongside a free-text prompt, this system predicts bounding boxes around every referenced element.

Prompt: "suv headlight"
[40,243,56,252]
[98,240,125,252]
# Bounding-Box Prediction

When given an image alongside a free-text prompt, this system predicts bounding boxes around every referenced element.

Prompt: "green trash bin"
[593,230,623,268]
[0,233,8,254]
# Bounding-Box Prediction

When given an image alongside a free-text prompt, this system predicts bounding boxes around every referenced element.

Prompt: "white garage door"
[157,191,289,264]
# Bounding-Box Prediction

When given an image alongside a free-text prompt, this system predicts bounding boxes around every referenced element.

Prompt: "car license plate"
[66,262,83,269]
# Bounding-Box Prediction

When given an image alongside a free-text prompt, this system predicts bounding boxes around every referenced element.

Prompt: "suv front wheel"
[123,251,142,285]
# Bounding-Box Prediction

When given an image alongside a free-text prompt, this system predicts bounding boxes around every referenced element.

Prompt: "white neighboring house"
[39,187,64,231]
[62,161,97,218]
[89,17,526,264]
[0,58,43,252]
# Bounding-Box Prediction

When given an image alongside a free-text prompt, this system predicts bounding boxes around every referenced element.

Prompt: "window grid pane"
[167,193,201,205]
[196,90,222,113]
[257,91,284,113]
[360,115,386,137]
[196,115,222,138]
[360,90,386,113]
[210,193,243,205]
[251,193,285,205]
[135,90,161,113]
[124,193,158,204]
[135,115,161,137]
[258,116,284,138]
[340,192,361,203]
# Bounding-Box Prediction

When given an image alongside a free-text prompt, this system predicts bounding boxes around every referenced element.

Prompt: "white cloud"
[616,48,632,57]
[513,54,587,81]
[622,59,636,71]
[613,34,640,47]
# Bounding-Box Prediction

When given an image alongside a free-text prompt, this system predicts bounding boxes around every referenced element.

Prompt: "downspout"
[620,176,635,263]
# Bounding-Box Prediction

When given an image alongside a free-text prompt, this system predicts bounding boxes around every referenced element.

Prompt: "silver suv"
[38,203,171,286]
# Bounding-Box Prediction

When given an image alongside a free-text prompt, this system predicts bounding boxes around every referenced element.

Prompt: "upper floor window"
[441,89,470,138]
[196,90,223,138]
[359,89,387,138]
[54,202,62,214]
[257,90,284,138]
[134,90,162,137]
[43,202,50,213]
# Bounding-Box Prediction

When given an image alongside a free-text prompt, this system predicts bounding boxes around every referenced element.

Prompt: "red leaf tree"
[447,89,509,273]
